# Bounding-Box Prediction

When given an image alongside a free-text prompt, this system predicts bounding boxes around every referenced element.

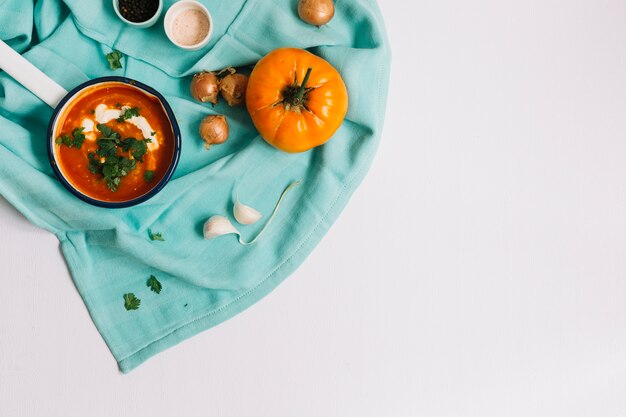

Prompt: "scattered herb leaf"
[106,50,123,70]
[150,131,156,136]
[147,275,162,294]
[115,102,122,108]
[149,230,165,241]
[144,170,155,182]
[123,293,141,310]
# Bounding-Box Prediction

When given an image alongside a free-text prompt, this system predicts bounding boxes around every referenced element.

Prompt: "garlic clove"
[233,193,262,225]
[203,215,240,240]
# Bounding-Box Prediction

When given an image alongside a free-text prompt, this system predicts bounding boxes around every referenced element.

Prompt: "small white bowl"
[112,0,163,28]
[164,1,213,51]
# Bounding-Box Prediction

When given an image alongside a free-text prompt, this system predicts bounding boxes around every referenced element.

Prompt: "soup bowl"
[47,77,181,208]
[0,40,181,208]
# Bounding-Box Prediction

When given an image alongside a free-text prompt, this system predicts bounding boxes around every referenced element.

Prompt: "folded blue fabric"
[0,0,390,372]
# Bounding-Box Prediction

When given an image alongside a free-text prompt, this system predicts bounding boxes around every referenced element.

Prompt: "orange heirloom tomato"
[246,48,349,153]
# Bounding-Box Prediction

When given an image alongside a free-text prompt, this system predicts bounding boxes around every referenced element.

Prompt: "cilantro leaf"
[96,139,118,157]
[56,134,71,146]
[103,156,136,191]
[149,230,164,241]
[55,127,86,149]
[130,139,148,161]
[96,123,120,140]
[116,107,140,123]
[106,50,123,70]
[72,127,86,149]
[147,275,162,294]
[144,170,155,182]
[87,153,101,174]
[119,137,136,152]
[87,124,145,192]
[123,293,140,310]
[119,137,149,162]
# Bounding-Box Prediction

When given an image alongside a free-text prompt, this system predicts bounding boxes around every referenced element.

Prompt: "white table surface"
[3,0,626,415]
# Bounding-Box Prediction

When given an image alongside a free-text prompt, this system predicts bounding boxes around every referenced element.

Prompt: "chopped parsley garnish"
[72,127,86,148]
[120,137,148,161]
[150,131,156,136]
[147,275,162,294]
[55,134,71,147]
[96,123,120,140]
[106,50,123,70]
[148,230,164,241]
[144,170,155,182]
[115,102,122,108]
[116,107,140,122]
[88,152,136,192]
[123,293,141,310]
[85,124,152,192]
[55,127,86,149]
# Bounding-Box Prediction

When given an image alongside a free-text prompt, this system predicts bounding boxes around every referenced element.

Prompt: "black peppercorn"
[118,0,159,23]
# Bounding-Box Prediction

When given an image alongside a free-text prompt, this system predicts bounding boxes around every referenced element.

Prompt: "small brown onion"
[190,72,219,105]
[219,73,249,106]
[297,0,335,26]
[199,115,229,149]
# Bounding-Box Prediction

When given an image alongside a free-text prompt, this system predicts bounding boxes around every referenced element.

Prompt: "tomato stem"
[296,68,313,102]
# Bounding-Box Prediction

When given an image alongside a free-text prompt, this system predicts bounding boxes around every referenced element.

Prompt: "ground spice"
[171,9,210,46]
[119,0,159,23]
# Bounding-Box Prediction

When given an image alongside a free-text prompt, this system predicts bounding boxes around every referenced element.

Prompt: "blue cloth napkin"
[0,0,390,372]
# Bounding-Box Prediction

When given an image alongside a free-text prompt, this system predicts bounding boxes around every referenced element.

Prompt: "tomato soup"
[53,82,175,203]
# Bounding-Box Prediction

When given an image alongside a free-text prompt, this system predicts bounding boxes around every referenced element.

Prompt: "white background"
[3,0,626,415]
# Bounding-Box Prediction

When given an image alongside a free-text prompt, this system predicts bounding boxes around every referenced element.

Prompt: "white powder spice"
[171,9,210,46]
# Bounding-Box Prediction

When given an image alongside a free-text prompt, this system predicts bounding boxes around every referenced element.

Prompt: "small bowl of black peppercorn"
[113,0,163,28]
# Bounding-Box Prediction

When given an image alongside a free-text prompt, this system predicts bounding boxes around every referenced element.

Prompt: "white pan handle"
[0,39,68,108]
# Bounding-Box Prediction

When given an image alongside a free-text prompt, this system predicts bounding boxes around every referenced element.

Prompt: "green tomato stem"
[296,68,313,103]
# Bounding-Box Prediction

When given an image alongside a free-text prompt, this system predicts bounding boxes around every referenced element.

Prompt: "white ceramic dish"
[164,0,213,51]
[112,0,163,29]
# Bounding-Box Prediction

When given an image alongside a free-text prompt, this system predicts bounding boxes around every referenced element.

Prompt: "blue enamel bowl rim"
[46,76,181,209]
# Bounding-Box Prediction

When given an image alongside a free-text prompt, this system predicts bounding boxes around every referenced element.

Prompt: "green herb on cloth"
[123,293,141,310]
[147,275,162,294]
[106,50,123,70]
[148,230,165,241]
